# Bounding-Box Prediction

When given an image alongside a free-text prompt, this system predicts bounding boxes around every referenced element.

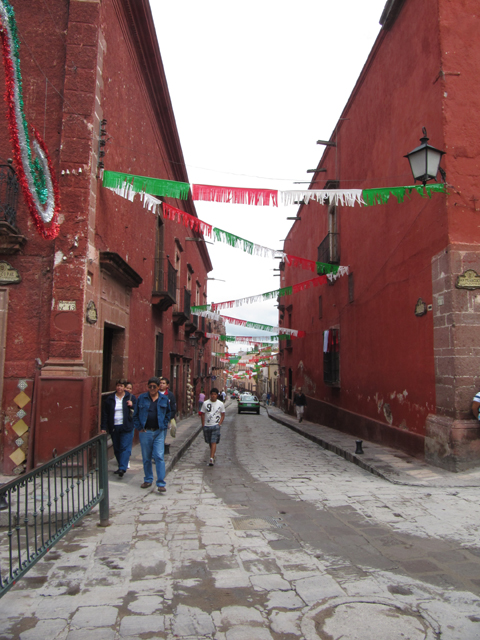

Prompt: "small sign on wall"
[86,301,98,324]
[0,261,20,284]
[456,269,480,290]
[58,301,76,311]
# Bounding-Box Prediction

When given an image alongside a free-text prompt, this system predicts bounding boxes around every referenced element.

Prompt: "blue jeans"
[138,429,166,487]
[111,428,134,472]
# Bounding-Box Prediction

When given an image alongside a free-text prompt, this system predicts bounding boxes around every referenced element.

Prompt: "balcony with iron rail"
[152,258,177,311]
[317,232,340,272]
[185,309,199,334]
[0,162,26,254]
[172,287,191,326]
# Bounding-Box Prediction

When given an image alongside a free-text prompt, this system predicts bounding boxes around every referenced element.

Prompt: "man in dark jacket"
[101,378,135,477]
[133,377,170,493]
[293,386,307,423]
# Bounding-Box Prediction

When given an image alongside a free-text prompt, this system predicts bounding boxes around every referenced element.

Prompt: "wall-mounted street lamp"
[189,335,198,348]
[404,128,445,185]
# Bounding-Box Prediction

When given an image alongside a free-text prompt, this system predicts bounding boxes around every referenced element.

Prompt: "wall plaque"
[86,300,98,324]
[0,261,20,284]
[58,301,76,311]
[415,298,427,317]
[456,269,480,290]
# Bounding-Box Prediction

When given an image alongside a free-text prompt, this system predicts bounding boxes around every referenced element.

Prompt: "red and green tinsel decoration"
[0,0,60,238]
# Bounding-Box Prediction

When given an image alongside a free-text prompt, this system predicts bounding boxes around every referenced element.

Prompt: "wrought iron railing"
[153,257,177,299]
[188,313,199,331]
[0,435,109,598]
[324,328,340,385]
[184,288,191,317]
[0,163,19,228]
[317,232,340,265]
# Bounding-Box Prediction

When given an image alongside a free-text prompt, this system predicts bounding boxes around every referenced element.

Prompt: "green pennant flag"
[103,170,190,200]
[213,228,254,254]
[362,183,447,207]
[316,262,339,275]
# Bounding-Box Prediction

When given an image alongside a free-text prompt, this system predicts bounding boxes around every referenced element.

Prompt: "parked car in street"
[238,394,260,414]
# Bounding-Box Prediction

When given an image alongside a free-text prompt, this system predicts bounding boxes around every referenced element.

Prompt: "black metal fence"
[0,434,109,598]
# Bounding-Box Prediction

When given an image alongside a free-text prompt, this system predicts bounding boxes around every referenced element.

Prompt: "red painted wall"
[281,0,479,446]
[0,0,212,473]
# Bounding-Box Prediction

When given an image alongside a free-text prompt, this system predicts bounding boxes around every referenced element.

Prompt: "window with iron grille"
[323,328,339,385]
[153,218,164,293]
[155,333,164,378]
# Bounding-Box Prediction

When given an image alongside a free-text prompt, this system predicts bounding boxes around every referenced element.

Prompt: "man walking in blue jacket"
[133,377,170,493]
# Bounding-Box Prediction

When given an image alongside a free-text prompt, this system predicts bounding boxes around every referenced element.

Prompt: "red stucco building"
[0,0,213,474]
[280,0,480,470]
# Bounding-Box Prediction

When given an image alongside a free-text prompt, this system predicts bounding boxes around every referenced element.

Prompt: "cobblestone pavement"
[1,406,480,639]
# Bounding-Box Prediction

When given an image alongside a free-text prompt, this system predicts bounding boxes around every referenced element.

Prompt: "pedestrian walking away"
[100,378,135,477]
[200,387,225,466]
[293,386,307,423]
[198,388,206,413]
[133,376,170,493]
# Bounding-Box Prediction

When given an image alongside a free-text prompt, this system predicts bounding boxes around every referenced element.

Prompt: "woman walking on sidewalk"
[101,379,135,477]
[293,387,307,423]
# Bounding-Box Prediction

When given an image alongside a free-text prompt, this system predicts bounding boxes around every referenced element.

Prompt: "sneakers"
[209,458,214,466]
[118,470,125,478]
[140,482,152,488]
[158,486,166,493]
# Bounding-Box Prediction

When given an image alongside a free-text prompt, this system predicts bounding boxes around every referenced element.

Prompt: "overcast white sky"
[152,0,388,350]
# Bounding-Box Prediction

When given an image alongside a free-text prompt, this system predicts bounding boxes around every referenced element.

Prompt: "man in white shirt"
[472,391,480,419]
[200,388,225,466]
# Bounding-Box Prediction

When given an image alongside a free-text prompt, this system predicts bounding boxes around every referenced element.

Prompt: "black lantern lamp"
[404,128,445,185]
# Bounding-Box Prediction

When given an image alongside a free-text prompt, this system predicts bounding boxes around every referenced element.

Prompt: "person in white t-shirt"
[200,388,225,466]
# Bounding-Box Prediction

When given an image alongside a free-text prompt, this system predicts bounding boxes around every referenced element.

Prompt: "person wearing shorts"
[200,388,225,466]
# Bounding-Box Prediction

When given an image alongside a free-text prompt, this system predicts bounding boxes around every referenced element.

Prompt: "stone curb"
[265,407,391,483]
[264,405,480,488]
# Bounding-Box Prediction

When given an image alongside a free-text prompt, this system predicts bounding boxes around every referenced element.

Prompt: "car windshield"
[240,394,258,401]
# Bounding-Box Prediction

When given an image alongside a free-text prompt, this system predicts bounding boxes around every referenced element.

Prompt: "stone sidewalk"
[265,405,480,488]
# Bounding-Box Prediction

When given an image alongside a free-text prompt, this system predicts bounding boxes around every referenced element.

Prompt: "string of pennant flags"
[102,170,446,352]
[105,180,347,275]
[103,171,446,276]
[193,309,305,337]
[192,274,334,312]
[103,171,447,209]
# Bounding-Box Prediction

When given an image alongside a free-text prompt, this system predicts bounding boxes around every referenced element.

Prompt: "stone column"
[425,244,480,470]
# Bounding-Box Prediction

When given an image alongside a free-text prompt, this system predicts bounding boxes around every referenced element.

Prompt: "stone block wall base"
[41,358,88,378]
[305,396,425,458]
[425,413,480,472]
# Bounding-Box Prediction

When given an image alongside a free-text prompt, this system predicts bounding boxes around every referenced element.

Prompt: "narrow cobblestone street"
[1,406,480,639]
